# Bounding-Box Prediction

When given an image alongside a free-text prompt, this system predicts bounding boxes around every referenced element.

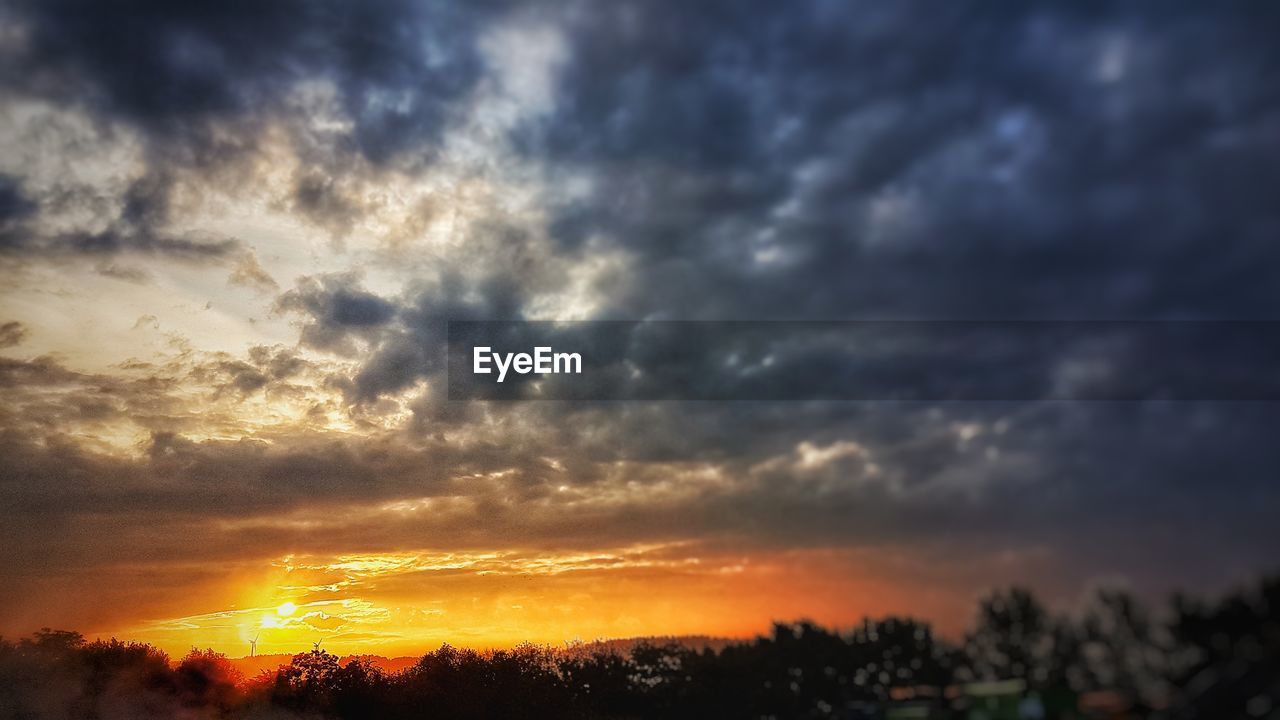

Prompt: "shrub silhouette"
[175,647,243,711]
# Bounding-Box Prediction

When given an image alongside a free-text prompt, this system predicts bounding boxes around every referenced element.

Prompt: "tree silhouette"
[0,577,1276,719]
[1081,588,1170,710]
[1164,576,1280,719]
[271,648,343,712]
[965,587,1052,684]
[175,647,242,711]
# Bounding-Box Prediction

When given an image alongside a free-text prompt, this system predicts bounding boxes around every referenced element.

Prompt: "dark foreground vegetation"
[1,578,1276,719]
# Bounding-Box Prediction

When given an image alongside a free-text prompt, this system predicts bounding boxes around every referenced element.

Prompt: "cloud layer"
[1,0,1278,653]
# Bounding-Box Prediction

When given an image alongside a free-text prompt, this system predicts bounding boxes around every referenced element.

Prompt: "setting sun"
[276,602,298,618]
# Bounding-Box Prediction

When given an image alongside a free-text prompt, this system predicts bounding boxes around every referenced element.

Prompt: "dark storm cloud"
[3,0,499,166]
[276,260,533,403]
[276,273,399,356]
[520,1,1280,320]
[0,175,36,223]
[241,0,1280,599]
[2,0,1279,618]
[228,4,1280,598]
[0,168,242,262]
[291,170,363,237]
[0,174,36,250]
[351,269,531,400]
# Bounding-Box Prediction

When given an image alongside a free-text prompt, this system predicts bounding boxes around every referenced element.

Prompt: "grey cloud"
[249,2,1280,604]
[0,401,1276,605]
[0,0,515,267]
[203,346,314,398]
[57,229,239,259]
[95,262,152,283]
[276,273,399,356]
[0,174,36,223]
[0,173,242,262]
[291,170,363,237]
[277,261,533,403]
[0,321,27,349]
[0,175,37,251]
[246,345,308,381]
[0,355,86,387]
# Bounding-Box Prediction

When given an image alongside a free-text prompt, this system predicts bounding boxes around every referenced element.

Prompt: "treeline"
[0,577,1275,719]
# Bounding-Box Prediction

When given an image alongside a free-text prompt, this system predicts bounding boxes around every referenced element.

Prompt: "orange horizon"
[7,544,993,660]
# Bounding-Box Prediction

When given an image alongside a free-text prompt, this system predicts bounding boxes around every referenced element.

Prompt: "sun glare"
[276,601,298,617]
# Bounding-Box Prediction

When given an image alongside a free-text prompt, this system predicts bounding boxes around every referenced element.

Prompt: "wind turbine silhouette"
[249,633,259,658]
[312,638,324,652]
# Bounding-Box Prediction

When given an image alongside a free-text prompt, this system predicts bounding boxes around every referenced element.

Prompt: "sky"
[1,0,1279,658]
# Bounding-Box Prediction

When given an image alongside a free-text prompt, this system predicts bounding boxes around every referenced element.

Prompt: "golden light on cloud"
[276,601,298,618]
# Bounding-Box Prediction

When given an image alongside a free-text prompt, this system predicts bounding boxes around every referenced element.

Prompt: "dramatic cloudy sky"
[1,0,1278,656]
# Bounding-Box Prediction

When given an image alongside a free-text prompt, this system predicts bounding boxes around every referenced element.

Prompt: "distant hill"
[559,635,735,658]
[229,653,419,679]
[228,654,294,679]
[227,636,735,679]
